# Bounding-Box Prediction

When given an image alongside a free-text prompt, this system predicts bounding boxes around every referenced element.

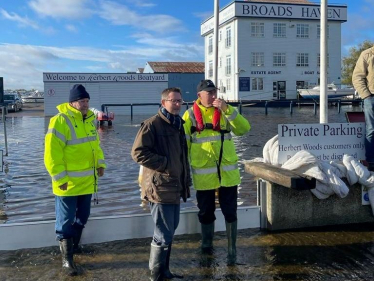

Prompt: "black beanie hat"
[69,84,90,102]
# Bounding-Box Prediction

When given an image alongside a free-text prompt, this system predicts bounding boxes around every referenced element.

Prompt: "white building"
[201,0,347,100]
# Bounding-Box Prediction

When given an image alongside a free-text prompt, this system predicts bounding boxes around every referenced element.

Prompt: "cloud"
[98,1,185,33]
[29,0,93,19]
[129,0,156,8]
[0,9,39,29]
[0,38,204,90]
[65,24,78,33]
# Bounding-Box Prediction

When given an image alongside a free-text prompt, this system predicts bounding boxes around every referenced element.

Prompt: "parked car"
[3,93,23,112]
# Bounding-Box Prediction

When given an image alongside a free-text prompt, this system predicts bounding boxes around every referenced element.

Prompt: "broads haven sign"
[278,123,365,164]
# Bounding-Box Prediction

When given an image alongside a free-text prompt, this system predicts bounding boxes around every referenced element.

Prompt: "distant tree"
[341,40,374,86]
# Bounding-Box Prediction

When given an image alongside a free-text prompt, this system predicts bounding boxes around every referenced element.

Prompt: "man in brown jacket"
[352,46,374,169]
[131,87,191,281]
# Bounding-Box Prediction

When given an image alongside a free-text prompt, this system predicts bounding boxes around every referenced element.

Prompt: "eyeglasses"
[165,99,183,104]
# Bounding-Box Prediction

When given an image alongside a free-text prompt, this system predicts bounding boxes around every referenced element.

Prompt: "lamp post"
[213,0,219,88]
[320,0,328,123]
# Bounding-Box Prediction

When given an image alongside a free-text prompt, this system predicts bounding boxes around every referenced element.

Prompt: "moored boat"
[298,84,355,99]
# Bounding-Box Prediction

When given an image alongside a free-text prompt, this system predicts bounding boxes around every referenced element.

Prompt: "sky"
[0,0,373,91]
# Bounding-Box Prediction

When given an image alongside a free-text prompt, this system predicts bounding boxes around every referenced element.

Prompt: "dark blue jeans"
[196,186,238,225]
[150,202,180,247]
[55,194,92,241]
[364,96,374,163]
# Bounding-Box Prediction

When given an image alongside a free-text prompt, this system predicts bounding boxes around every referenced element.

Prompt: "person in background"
[44,84,106,276]
[182,79,250,265]
[131,87,191,281]
[352,46,374,170]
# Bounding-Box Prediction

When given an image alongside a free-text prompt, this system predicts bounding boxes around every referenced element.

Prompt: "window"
[226,79,231,91]
[219,57,222,68]
[296,24,309,38]
[252,78,264,91]
[251,22,264,38]
[273,53,286,67]
[208,60,213,77]
[296,53,309,67]
[219,30,222,41]
[226,56,231,75]
[317,25,330,38]
[317,53,330,67]
[273,23,286,38]
[208,36,213,54]
[226,27,232,47]
[251,52,264,67]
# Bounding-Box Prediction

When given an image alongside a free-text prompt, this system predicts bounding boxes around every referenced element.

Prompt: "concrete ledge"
[264,181,374,231]
[0,206,260,250]
[245,162,374,231]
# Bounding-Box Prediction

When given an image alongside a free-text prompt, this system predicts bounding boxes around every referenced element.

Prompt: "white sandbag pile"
[258,135,374,215]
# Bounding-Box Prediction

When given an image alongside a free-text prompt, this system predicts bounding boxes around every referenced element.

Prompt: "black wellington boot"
[73,224,84,254]
[59,238,78,276]
[226,220,237,266]
[164,244,183,279]
[149,244,168,281]
[201,222,214,254]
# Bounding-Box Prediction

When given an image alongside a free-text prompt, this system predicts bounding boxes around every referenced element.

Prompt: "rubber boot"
[226,220,237,266]
[164,244,183,279]
[59,238,78,276]
[149,244,168,281]
[201,222,214,253]
[73,225,84,254]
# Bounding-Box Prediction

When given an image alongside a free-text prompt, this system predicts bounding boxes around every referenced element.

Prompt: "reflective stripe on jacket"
[182,99,250,190]
[44,103,106,196]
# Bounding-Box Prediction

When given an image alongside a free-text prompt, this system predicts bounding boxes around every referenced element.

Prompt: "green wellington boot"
[201,222,214,253]
[226,220,238,266]
[164,243,183,279]
[149,244,168,281]
[59,238,78,276]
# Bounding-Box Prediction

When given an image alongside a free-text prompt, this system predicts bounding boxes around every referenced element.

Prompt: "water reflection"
[0,105,362,223]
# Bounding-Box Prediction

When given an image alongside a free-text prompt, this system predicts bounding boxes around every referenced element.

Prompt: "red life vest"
[193,101,221,133]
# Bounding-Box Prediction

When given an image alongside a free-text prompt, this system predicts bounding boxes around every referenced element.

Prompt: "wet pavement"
[1,224,374,281]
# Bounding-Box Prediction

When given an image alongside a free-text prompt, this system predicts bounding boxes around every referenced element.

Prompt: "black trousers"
[196,186,238,225]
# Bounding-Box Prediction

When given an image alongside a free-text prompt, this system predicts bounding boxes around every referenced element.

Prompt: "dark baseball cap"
[197,79,217,92]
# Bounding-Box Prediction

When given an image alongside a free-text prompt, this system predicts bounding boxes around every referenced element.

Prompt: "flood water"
[0,104,363,223]
[1,104,374,281]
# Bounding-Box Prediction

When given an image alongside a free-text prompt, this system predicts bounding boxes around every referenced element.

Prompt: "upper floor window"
[208,36,213,54]
[273,53,286,67]
[226,27,232,48]
[251,22,264,38]
[273,23,286,38]
[296,24,309,38]
[296,53,309,67]
[208,60,213,77]
[251,52,264,67]
[226,56,231,75]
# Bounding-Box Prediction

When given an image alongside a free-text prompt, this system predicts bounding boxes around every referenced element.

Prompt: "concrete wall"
[262,180,374,231]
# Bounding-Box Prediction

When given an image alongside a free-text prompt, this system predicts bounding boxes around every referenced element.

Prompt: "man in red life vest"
[182,80,250,265]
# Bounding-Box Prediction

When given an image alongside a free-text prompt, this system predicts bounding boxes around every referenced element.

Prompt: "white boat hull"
[298,87,355,100]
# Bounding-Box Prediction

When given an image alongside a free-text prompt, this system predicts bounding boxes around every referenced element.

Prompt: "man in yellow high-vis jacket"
[44,84,106,276]
[183,80,250,265]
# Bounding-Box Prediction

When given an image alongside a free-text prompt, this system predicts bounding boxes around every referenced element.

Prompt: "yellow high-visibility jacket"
[44,103,106,196]
[182,99,250,190]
